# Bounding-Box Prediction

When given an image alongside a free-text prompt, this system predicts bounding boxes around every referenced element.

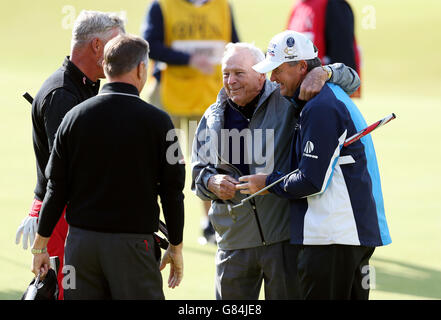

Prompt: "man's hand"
[236,173,269,195]
[190,53,215,75]
[299,66,329,101]
[207,175,239,200]
[16,216,38,250]
[32,251,50,278]
[160,243,183,289]
[31,233,51,279]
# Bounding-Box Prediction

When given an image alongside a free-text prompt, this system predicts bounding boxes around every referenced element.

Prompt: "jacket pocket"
[209,201,235,237]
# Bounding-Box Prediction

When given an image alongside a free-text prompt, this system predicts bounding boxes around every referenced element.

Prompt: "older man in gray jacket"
[191,42,360,300]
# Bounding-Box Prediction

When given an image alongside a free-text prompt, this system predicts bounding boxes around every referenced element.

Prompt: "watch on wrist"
[322,65,332,81]
[31,247,47,255]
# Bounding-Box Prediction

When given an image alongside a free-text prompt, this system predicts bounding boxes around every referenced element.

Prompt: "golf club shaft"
[233,169,299,209]
[159,220,168,238]
[344,113,396,147]
[23,92,34,104]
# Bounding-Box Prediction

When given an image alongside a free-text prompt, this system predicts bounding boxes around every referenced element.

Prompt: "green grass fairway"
[1,0,440,300]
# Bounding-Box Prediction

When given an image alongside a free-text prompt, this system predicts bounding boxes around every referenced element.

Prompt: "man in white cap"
[239,30,391,299]
[253,30,326,95]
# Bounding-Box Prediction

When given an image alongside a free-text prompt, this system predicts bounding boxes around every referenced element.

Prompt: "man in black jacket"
[31,34,185,300]
[15,10,125,299]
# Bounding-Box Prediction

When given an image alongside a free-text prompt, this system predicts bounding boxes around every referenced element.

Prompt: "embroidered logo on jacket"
[303,141,318,159]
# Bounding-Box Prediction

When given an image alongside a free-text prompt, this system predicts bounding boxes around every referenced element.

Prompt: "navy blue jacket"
[266,84,391,246]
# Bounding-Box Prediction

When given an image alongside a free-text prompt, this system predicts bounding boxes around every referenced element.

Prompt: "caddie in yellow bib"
[158,0,232,117]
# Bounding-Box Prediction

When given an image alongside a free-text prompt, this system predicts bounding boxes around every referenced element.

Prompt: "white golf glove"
[16,216,39,250]
[16,199,42,250]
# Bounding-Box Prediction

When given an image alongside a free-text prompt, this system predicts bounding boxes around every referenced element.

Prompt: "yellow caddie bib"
[158,0,231,116]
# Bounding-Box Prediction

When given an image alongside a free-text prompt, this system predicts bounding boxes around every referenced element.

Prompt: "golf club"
[23,92,34,104]
[227,113,397,219]
[156,220,170,249]
[23,272,41,300]
[344,113,396,147]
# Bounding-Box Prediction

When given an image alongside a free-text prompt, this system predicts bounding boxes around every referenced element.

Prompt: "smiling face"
[222,48,266,107]
[270,61,307,97]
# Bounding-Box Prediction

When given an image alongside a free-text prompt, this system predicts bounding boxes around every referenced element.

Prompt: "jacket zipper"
[217,157,267,246]
[211,108,267,246]
[247,112,267,246]
[250,198,266,246]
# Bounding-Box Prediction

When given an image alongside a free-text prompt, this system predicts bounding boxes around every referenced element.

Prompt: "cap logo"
[284,46,296,56]
[286,37,295,47]
[284,37,296,56]
[267,42,277,57]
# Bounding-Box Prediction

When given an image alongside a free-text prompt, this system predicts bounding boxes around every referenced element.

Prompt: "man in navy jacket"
[240,30,391,300]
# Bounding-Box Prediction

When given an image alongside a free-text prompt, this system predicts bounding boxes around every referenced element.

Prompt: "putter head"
[227,204,237,222]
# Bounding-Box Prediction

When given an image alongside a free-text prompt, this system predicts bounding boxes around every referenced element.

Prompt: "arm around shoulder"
[327,63,360,95]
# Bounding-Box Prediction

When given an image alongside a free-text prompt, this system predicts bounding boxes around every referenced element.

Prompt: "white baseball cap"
[252,30,318,74]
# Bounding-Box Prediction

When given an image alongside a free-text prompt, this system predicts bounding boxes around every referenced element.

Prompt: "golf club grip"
[236,169,300,207]
[23,92,34,104]
[344,113,396,147]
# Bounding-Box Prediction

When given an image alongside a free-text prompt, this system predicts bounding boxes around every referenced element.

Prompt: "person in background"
[286,0,362,97]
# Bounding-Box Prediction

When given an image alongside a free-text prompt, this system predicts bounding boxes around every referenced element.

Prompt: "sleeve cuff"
[265,171,284,194]
[326,64,335,83]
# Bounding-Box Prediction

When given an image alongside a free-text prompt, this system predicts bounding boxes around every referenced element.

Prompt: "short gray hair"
[103,34,149,77]
[71,10,125,49]
[222,42,265,65]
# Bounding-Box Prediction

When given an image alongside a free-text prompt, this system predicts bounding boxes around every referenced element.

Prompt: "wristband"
[29,198,42,218]
[31,247,47,255]
[322,65,332,81]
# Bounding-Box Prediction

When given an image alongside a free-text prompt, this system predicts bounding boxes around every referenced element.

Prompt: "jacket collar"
[287,87,307,118]
[206,79,279,125]
[99,82,140,96]
[62,57,100,94]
